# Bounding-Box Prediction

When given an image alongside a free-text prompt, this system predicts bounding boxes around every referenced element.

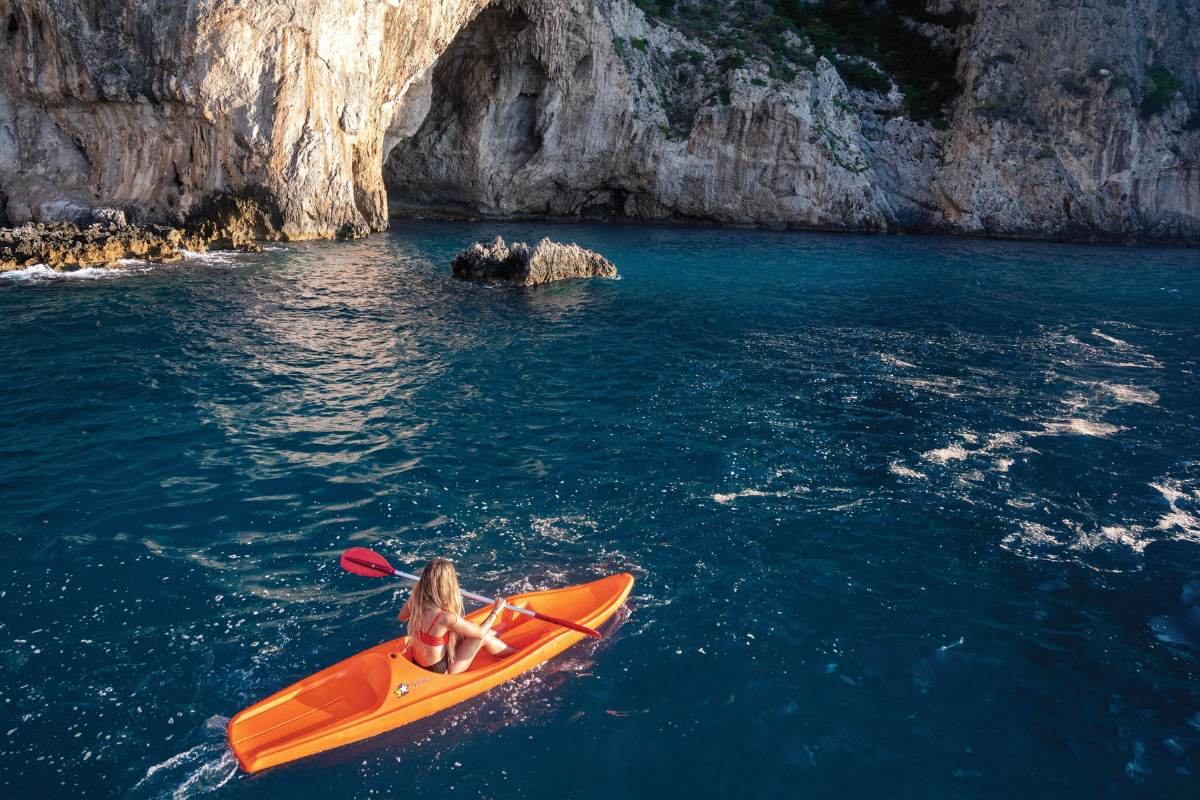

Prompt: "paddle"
[340,547,602,639]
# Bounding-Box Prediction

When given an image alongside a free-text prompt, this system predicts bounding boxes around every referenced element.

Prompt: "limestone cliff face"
[0,0,489,237]
[933,0,1200,240]
[384,0,891,230]
[384,0,1200,241]
[1,0,1198,243]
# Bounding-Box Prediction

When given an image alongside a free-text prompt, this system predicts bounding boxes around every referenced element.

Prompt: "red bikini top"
[417,613,448,647]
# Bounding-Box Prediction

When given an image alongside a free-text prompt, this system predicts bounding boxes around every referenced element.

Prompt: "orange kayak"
[227,572,634,772]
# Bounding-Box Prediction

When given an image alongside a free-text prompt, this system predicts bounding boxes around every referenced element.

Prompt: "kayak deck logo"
[394,678,428,698]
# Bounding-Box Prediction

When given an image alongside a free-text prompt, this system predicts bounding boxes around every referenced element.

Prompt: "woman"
[399,558,518,674]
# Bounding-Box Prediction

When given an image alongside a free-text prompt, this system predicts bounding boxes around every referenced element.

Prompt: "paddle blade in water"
[340,547,397,578]
[530,610,602,639]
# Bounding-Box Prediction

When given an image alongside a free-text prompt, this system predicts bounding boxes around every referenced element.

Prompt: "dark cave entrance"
[382,5,548,218]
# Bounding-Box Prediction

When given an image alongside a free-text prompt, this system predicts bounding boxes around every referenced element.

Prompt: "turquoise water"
[1,222,1199,798]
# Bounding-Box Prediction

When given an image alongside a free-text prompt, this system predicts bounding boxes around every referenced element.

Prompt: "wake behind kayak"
[227,573,633,772]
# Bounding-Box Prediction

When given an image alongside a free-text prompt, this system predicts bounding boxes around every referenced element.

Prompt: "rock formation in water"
[1,0,1197,247]
[451,235,618,283]
[0,218,260,272]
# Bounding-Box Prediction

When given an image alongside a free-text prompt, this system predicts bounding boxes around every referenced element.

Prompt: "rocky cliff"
[936,0,1200,240]
[1,0,1198,245]
[0,0,491,237]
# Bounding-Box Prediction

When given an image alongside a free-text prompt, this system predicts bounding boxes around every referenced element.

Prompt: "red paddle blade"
[340,547,397,578]
[531,610,602,639]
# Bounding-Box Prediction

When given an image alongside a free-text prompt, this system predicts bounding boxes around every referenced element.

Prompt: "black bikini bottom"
[416,651,450,674]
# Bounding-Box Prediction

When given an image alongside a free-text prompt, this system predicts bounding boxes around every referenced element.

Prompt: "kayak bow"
[227,572,633,772]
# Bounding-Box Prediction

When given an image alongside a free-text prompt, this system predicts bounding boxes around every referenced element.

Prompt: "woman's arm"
[447,597,506,639]
[398,594,412,623]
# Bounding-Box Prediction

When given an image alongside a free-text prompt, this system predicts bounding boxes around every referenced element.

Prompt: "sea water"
[1,221,1198,798]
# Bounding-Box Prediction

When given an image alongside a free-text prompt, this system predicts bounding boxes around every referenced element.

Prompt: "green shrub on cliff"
[1140,66,1184,119]
[633,0,965,124]
[977,96,1015,120]
[720,51,746,71]
[780,0,964,121]
[831,56,890,94]
[770,62,797,82]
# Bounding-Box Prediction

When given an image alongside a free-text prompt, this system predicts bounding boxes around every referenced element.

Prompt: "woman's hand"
[482,597,506,631]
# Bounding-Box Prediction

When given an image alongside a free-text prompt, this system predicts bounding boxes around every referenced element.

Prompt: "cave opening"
[383,5,548,219]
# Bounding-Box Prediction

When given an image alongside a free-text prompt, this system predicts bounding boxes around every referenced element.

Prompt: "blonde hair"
[408,558,463,660]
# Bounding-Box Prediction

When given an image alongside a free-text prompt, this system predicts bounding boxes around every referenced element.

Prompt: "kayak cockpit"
[227,652,392,762]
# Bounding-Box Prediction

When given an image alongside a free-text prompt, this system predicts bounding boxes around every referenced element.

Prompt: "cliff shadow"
[383,4,547,218]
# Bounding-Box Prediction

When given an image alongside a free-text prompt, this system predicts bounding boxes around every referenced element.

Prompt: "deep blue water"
[2,222,1199,799]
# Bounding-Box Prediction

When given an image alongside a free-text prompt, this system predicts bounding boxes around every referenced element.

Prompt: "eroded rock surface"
[0,0,1197,243]
[386,2,891,231]
[0,216,262,273]
[0,0,492,238]
[451,236,618,284]
[933,0,1200,240]
[1,223,181,272]
[385,0,1200,242]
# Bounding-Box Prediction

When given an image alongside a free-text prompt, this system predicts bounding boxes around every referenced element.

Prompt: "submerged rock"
[451,236,618,286]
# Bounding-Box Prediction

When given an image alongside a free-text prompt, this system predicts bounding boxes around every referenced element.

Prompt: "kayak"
[227,572,634,772]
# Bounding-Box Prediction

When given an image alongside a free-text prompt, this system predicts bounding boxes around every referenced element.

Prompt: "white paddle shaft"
[394,569,537,618]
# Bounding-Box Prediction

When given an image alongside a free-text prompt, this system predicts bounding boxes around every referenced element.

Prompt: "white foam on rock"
[3,250,253,283]
[1,264,138,281]
[181,249,240,265]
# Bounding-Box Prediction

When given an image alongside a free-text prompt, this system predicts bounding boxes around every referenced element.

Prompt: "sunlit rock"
[451,236,618,285]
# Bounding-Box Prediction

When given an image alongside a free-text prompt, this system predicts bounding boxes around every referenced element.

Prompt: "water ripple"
[1,222,1198,798]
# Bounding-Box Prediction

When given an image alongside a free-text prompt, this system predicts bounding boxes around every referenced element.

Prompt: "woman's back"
[401,557,515,675]
[409,604,453,668]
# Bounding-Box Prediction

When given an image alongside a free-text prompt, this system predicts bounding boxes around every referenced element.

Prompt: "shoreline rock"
[0,221,261,274]
[451,236,619,285]
[0,190,300,273]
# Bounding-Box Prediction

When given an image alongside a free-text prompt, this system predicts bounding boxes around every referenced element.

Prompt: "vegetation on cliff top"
[633,0,967,123]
